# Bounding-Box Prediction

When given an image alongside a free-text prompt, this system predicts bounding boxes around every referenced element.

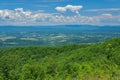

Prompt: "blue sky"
[0,0,120,26]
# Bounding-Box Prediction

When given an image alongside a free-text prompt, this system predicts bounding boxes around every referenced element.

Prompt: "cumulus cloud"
[0,8,52,25]
[15,8,24,12]
[0,8,120,26]
[55,5,83,14]
[55,7,66,12]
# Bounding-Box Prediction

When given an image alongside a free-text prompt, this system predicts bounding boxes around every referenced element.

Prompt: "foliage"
[0,38,120,80]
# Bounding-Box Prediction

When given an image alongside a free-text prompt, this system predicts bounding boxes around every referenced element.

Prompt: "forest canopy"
[0,38,120,80]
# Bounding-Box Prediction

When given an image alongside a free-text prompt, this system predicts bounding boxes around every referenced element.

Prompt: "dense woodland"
[0,38,120,80]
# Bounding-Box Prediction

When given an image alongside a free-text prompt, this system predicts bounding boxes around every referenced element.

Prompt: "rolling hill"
[0,38,120,80]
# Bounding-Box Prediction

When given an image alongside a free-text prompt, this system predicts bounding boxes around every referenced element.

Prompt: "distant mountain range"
[0,25,120,32]
[0,25,120,48]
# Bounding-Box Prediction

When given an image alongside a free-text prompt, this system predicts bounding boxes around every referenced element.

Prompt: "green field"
[0,38,120,80]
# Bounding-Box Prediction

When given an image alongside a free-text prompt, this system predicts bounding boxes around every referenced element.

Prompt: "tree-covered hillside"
[0,38,120,80]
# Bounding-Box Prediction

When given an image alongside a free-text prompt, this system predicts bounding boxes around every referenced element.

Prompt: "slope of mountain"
[0,38,120,80]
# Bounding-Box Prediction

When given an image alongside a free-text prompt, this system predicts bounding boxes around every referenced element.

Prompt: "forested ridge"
[0,38,120,80]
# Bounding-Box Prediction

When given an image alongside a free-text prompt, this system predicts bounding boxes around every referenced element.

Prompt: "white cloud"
[101,13,113,17]
[85,8,120,12]
[55,5,83,14]
[0,8,120,26]
[0,8,52,25]
[15,8,24,12]
[55,7,66,12]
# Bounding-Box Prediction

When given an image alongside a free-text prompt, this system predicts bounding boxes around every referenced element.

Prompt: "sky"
[0,0,120,26]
